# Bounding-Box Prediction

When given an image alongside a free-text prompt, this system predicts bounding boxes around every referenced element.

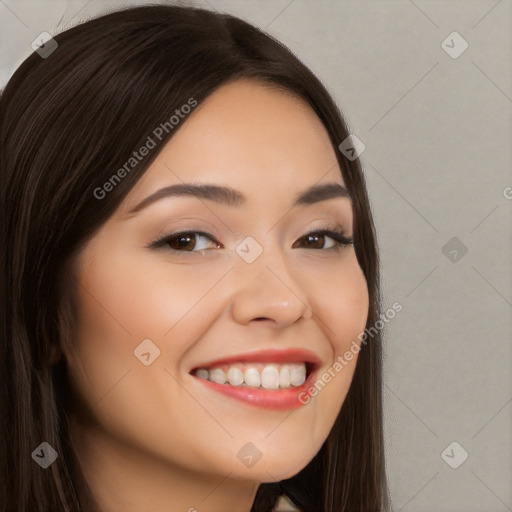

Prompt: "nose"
[229,246,313,327]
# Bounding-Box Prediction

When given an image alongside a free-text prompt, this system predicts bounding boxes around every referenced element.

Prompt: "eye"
[148,231,221,252]
[292,229,353,250]
[148,227,353,253]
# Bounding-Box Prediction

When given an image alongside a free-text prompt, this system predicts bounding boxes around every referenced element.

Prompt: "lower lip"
[192,370,317,410]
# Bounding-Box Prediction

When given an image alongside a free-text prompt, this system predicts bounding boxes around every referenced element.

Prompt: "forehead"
[123,79,344,209]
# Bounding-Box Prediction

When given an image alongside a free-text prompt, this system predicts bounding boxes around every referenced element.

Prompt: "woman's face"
[65,79,369,482]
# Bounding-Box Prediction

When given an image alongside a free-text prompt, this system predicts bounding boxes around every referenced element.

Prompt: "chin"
[235,451,316,483]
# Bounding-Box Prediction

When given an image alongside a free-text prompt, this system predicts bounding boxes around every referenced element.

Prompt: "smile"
[193,363,309,389]
[190,349,321,409]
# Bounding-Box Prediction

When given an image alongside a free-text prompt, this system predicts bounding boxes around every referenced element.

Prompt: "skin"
[63,79,369,512]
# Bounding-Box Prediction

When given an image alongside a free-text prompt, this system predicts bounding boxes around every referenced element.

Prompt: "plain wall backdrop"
[1,1,511,510]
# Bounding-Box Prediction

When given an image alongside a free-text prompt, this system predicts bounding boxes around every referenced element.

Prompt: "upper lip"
[191,348,322,371]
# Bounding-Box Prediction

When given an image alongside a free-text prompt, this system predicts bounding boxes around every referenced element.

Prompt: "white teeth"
[196,368,209,380]
[209,368,226,384]
[227,367,244,386]
[244,368,261,387]
[261,366,280,390]
[290,364,306,386]
[279,366,291,388]
[195,363,309,389]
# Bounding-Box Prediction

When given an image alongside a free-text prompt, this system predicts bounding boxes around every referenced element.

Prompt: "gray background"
[1,1,511,510]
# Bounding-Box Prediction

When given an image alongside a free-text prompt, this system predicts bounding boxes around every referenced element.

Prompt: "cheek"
[71,249,223,352]
[64,249,227,415]
[63,255,226,470]
[272,253,368,442]
[313,253,369,353]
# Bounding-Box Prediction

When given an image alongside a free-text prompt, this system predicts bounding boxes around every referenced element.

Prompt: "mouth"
[189,349,321,409]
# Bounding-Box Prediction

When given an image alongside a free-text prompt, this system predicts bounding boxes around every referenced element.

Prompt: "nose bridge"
[229,232,313,325]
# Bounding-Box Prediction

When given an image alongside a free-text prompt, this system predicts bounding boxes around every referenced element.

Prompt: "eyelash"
[147,224,353,253]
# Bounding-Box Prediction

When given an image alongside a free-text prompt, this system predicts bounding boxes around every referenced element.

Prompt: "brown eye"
[292,229,353,250]
[297,233,328,249]
[168,234,197,251]
[150,231,221,252]
[149,228,352,253]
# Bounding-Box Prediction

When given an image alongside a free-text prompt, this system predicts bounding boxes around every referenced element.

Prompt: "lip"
[191,348,322,369]
[190,348,321,410]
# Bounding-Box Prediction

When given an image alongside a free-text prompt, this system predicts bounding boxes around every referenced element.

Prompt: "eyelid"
[146,222,353,253]
[146,229,220,251]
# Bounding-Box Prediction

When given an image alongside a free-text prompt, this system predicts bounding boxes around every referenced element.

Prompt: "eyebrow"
[127,181,351,214]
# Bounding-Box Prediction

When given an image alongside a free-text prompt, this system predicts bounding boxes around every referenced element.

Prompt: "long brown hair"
[0,5,390,511]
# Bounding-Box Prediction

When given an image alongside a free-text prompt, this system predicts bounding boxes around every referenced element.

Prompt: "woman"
[0,4,390,511]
